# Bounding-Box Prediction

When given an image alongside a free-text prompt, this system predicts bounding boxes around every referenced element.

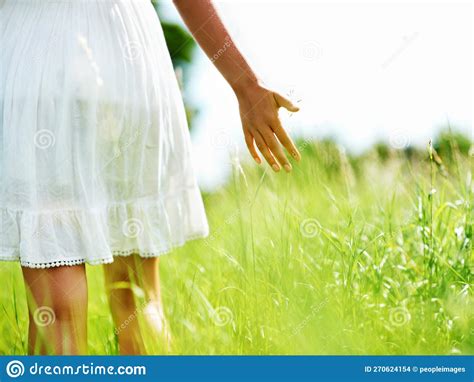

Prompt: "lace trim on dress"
[0,232,208,269]
[20,258,113,269]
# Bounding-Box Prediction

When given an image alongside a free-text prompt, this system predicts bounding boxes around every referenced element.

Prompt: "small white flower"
[454,226,464,240]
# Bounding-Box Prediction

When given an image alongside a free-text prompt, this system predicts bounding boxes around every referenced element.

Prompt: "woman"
[0,0,300,354]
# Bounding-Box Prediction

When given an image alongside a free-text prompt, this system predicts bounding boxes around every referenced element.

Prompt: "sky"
[159,0,473,190]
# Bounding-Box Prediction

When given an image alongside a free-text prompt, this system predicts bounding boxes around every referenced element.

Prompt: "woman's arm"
[173,0,301,172]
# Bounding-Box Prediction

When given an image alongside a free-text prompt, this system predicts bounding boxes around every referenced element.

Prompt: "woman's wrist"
[230,72,263,98]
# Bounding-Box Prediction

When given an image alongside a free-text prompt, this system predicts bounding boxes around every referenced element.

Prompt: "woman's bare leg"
[103,255,170,354]
[131,256,171,350]
[22,264,88,355]
[103,256,145,355]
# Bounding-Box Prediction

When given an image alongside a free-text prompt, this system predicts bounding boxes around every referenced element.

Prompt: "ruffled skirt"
[0,0,209,268]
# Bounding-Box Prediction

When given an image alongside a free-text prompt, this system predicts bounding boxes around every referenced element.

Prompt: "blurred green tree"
[152,0,199,129]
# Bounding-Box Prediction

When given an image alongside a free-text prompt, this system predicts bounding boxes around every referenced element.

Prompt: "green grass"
[1,133,472,355]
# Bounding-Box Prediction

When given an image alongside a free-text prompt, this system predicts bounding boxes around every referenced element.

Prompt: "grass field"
[1,131,472,355]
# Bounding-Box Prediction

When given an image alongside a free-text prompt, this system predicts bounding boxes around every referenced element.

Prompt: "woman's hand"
[173,0,300,172]
[235,82,301,172]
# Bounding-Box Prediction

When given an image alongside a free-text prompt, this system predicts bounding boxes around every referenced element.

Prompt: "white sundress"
[0,0,209,268]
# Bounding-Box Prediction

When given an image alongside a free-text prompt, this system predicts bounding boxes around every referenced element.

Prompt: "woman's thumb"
[273,92,300,112]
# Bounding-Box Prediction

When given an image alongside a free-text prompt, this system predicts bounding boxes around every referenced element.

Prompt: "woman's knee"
[103,257,138,311]
[22,264,88,324]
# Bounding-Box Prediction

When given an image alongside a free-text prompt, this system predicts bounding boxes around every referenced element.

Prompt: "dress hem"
[0,231,209,269]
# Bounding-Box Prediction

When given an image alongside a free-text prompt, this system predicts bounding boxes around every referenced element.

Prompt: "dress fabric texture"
[0,0,209,268]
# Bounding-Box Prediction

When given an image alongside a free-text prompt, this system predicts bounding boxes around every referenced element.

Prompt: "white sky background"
[160,0,473,191]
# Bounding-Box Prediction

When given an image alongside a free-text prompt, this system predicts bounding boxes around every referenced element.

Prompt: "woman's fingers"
[273,92,299,112]
[244,131,261,164]
[254,131,281,172]
[240,88,302,172]
[271,119,301,161]
[260,128,292,172]
[247,123,295,173]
